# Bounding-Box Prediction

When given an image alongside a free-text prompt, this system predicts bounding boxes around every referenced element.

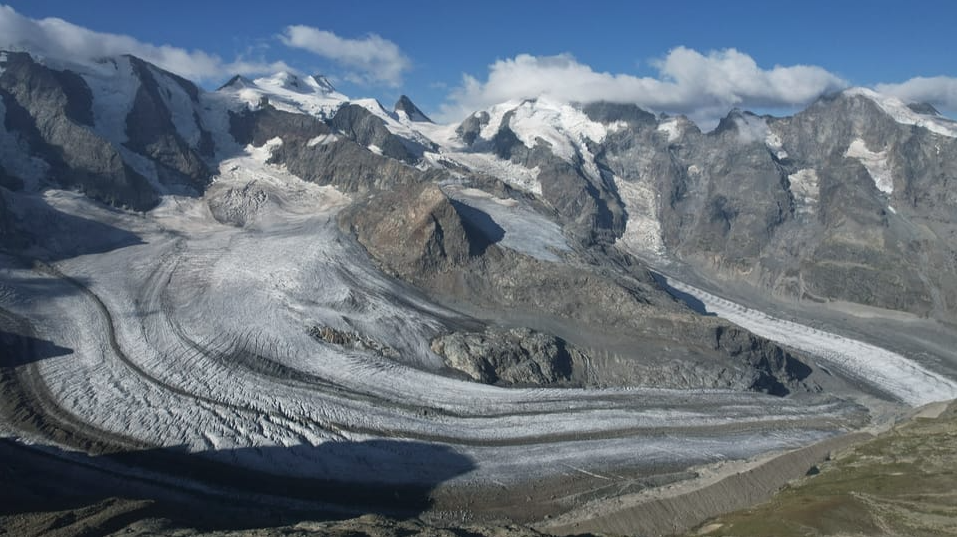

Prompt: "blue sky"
[3,1,957,124]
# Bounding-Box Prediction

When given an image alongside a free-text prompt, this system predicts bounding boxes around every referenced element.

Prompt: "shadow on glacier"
[3,192,146,262]
[0,329,73,367]
[0,437,475,530]
[449,199,505,255]
[650,272,716,316]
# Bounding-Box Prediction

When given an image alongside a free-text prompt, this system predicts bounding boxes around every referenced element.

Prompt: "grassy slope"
[690,402,957,537]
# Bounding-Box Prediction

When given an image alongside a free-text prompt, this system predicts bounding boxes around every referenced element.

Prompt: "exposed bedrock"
[343,182,818,393]
[601,93,957,320]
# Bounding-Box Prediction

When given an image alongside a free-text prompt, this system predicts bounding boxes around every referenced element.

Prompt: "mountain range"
[2,49,957,535]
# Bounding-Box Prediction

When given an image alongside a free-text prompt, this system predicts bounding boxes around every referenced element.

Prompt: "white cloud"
[876,77,957,112]
[437,47,848,125]
[0,5,289,82]
[280,26,410,87]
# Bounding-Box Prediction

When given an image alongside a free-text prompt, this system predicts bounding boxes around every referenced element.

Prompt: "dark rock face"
[345,182,483,276]
[343,180,818,394]
[483,111,627,246]
[0,188,22,247]
[394,95,432,123]
[230,103,445,193]
[123,56,211,192]
[456,111,489,146]
[0,53,158,210]
[582,101,657,127]
[431,327,582,386]
[229,105,331,147]
[599,93,957,319]
[328,104,421,163]
[0,163,23,191]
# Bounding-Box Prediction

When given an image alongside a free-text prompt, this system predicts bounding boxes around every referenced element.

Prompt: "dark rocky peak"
[907,102,941,116]
[0,51,94,127]
[309,73,337,94]
[328,103,419,163]
[218,74,256,91]
[229,103,331,147]
[124,54,200,102]
[581,101,657,127]
[456,111,490,146]
[711,108,771,141]
[394,95,432,123]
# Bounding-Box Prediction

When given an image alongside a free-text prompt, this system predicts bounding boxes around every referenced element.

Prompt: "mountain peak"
[308,74,337,93]
[218,74,256,91]
[841,87,957,137]
[394,95,432,123]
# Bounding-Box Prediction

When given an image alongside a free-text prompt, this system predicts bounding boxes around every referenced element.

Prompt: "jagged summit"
[907,101,941,116]
[217,74,256,91]
[394,94,432,123]
[310,73,337,93]
[838,87,957,137]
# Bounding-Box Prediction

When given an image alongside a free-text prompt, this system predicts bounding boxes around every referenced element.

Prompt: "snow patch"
[732,114,788,159]
[845,87,957,138]
[479,100,522,140]
[367,144,383,155]
[788,168,819,213]
[247,137,283,163]
[657,118,681,142]
[307,134,339,147]
[427,151,542,195]
[845,138,894,194]
[615,176,664,256]
[79,56,140,144]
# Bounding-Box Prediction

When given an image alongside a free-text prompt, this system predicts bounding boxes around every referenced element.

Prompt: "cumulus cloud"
[876,77,957,112]
[0,5,289,82]
[280,26,410,87]
[438,47,848,125]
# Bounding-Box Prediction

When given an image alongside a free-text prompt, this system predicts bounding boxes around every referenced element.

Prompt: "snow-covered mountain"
[3,49,957,532]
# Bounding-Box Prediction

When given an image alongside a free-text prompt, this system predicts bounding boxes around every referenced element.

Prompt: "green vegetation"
[691,402,957,537]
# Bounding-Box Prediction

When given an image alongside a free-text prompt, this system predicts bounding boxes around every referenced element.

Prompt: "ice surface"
[426,150,542,195]
[217,71,349,119]
[845,138,894,194]
[444,185,570,262]
[664,278,957,406]
[0,151,865,485]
